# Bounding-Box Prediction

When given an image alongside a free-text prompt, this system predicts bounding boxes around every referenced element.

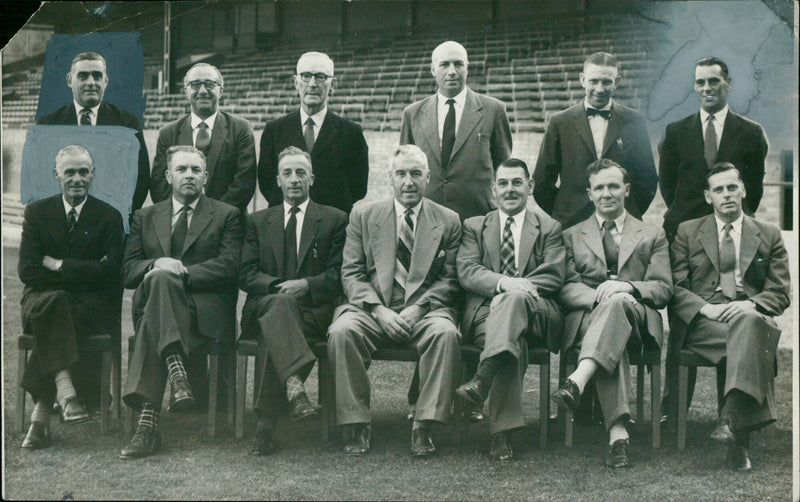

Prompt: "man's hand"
[42,255,61,271]
[150,257,188,276]
[398,304,426,328]
[371,305,411,343]
[595,280,634,304]
[498,277,539,298]
[275,279,310,298]
[700,301,756,323]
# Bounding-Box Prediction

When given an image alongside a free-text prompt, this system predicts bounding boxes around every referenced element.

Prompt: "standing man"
[455,158,565,460]
[239,146,347,455]
[258,52,369,214]
[659,57,768,242]
[150,63,257,213]
[38,52,151,214]
[668,163,790,471]
[18,145,124,449]
[400,40,512,220]
[327,145,462,458]
[120,146,242,459]
[554,159,672,468]
[534,52,657,229]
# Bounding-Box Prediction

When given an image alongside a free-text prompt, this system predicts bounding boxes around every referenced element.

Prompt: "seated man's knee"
[426,318,460,345]
[328,314,356,345]
[143,269,182,287]
[257,292,298,311]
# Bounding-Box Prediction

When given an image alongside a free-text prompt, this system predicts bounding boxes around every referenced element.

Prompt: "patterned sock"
[165,353,189,389]
[609,420,629,445]
[31,399,52,425]
[286,375,305,402]
[138,402,159,433]
[569,359,599,395]
[54,369,77,407]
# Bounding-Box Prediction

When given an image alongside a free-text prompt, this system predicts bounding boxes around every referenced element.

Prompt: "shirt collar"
[498,207,526,227]
[172,196,200,215]
[74,100,101,120]
[394,199,423,220]
[191,111,218,131]
[595,211,626,232]
[714,212,743,235]
[300,106,328,128]
[438,87,468,108]
[284,198,310,216]
[63,195,88,217]
[700,105,729,124]
[584,98,613,112]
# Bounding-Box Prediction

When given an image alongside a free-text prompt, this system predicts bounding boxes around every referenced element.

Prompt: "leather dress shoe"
[343,424,370,456]
[606,438,631,468]
[60,397,91,424]
[250,426,278,456]
[727,445,752,472]
[489,432,514,461]
[551,379,581,413]
[119,428,162,460]
[167,379,196,413]
[710,415,736,446]
[288,392,320,422]
[21,422,52,450]
[410,427,436,458]
[456,376,490,407]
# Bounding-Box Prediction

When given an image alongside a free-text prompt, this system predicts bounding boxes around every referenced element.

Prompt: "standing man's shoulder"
[469,88,506,111]
[37,103,73,124]
[612,101,646,121]
[98,101,142,129]
[667,112,699,132]
[403,94,436,116]
[729,111,767,134]
[158,113,189,137]
[546,102,583,125]
[220,110,252,130]
[264,109,300,130]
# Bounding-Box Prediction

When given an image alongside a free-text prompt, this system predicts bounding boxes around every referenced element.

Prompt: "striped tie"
[500,216,516,276]
[394,208,415,292]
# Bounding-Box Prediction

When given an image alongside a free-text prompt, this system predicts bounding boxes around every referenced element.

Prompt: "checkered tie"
[394,208,414,291]
[66,208,77,233]
[79,107,92,125]
[500,216,516,276]
[719,223,737,300]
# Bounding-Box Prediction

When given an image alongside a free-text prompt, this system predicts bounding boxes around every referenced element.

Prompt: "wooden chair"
[677,349,725,450]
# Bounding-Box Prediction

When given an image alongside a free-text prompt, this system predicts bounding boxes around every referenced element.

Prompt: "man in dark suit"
[18,145,124,449]
[150,63,257,213]
[400,41,512,221]
[38,52,151,214]
[554,159,672,468]
[659,57,769,242]
[533,52,658,229]
[120,146,242,459]
[327,145,462,458]
[258,52,369,214]
[239,146,347,455]
[455,158,565,461]
[668,163,790,471]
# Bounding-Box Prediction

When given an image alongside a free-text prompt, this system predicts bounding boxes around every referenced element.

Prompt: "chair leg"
[100,349,112,434]
[677,364,688,450]
[651,362,661,449]
[126,340,135,436]
[112,348,121,421]
[318,355,335,442]
[208,353,219,438]
[235,354,248,439]
[226,352,236,427]
[636,364,645,433]
[539,360,549,449]
[17,348,28,433]
[564,360,575,447]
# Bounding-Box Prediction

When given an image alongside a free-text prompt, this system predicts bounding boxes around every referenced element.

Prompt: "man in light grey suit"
[327,145,462,458]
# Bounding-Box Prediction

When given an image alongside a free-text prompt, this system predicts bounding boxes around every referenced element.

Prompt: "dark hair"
[71,52,107,72]
[705,162,742,187]
[494,158,530,179]
[584,52,617,70]
[585,158,629,187]
[696,57,729,78]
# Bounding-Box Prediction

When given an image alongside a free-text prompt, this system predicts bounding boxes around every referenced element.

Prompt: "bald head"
[431,41,469,98]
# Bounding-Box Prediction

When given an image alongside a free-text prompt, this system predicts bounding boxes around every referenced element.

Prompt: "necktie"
[441,99,456,170]
[195,122,211,156]
[500,216,517,276]
[704,114,718,168]
[394,209,415,290]
[79,108,92,125]
[602,220,619,276]
[284,206,300,279]
[66,208,77,233]
[303,117,316,153]
[170,205,189,258]
[719,223,737,300]
[586,107,611,120]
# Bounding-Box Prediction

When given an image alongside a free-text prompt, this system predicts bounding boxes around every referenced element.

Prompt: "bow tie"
[586,108,611,119]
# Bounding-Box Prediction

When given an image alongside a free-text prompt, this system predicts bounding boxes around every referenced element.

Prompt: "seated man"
[455,158,565,461]
[669,162,790,471]
[239,146,347,455]
[327,144,462,458]
[120,145,242,459]
[18,145,124,449]
[554,159,672,468]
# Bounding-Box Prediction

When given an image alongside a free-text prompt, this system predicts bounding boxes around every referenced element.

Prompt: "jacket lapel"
[517,209,540,275]
[616,213,644,271]
[449,89,482,162]
[739,215,761,275]
[405,201,443,300]
[46,197,70,247]
[569,105,597,158]
[95,102,111,125]
[417,96,441,167]
[687,112,706,164]
[698,216,720,274]
[206,112,228,182]
[178,116,193,147]
[482,211,501,272]
[717,111,741,160]
[153,201,172,256]
[297,201,321,270]
[267,207,286,277]
[601,104,624,157]
[312,112,338,154]
[181,196,213,256]
[369,200,396,304]
[579,218,606,268]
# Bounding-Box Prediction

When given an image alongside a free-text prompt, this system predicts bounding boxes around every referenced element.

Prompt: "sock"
[165,353,188,388]
[735,430,750,447]
[412,420,428,432]
[54,369,76,407]
[137,402,159,433]
[286,374,305,402]
[31,399,52,425]
[609,420,629,445]
[476,352,513,382]
[568,359,599,394]
[722,389,752,424]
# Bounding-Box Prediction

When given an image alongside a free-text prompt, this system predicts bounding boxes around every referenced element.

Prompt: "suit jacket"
[150,112,257,211]
[257,110,369,214]
[533,101,657,229]
[122,195,243,341]
[659,110,768,240]
[340,197,462,322]
[400,88,512,220]
[239,200,347,329]
[457,207,566,351]
[559,212,672,351]
[38,101,151,213]
[18,194,124,330]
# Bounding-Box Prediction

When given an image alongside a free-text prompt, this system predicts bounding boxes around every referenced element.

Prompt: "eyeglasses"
[186,80,221,91]
[297,72,332,83]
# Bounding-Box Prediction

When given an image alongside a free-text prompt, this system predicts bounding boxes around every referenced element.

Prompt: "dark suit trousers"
[573,296,647,430]
[469,291,557,434]
[21,290,99,404]
[241,294,323,422]
[123,271,205,412]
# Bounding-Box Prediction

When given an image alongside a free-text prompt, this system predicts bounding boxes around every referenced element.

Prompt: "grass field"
[2,243,794,501]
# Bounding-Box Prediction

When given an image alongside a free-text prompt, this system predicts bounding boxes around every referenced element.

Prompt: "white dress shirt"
[715,213,744,289]
[190,112,217,146]
[584,98,613,159]
[700,105,728,150]
[62,196,88,220]
[283,198,310,255]
[171,196,200,229]
[595,211,626,248]
[437,87,467,147]
[394,199,421,242]
[73,100,100,125]
[300,107,328,142]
